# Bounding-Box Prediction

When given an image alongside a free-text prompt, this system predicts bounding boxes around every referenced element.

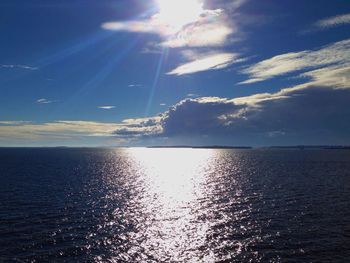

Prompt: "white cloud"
[161,10,234,48]
[102,21,156,34]
[240,39,350,84]
[167,52,238,75]
[314,13,350,29]
[1,64,38,70]
[0,121,118,141]
[98,106,116,110]
[228,0,249,11]
[298,63,350,89]
[0,121,32,125]
[37,98,54,104]
[101,1,234,49]
[0,118,162,144]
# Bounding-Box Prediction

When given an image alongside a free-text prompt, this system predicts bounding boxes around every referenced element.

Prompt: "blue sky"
[0,0,350,146]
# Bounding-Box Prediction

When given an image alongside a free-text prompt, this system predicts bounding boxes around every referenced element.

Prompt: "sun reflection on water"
[94,148,260,262]
[125,148,216,262]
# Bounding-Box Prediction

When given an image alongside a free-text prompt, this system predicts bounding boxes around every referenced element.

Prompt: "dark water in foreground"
[0,148,350,262]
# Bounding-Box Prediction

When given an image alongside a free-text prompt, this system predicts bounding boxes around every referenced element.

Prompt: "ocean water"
[0,148,350,262]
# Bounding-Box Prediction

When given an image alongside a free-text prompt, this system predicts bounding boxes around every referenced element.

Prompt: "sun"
[155,0,204,32]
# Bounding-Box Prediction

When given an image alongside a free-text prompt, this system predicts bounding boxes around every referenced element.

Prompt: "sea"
[0,148,349,262]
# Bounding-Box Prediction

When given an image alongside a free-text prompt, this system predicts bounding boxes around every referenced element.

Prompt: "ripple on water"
[0,148,350,262]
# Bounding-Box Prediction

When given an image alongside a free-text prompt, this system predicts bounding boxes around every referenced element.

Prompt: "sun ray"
[145,46,169,117]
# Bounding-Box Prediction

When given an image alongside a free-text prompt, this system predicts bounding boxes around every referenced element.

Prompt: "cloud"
[102,21,155,33]
[314,13,350,29]
[98,106,116,110]
[0,121,119,142]
[167,52,239,75]
[161,9,234,48]
[113,87,350,145]
[112,117,163,138]
[240,39,350,84]
[228,0,249,11]
[0,117,163,145]
[298,63,350,89]
[101,1,235,49]
[37,98,54,104]
[141,42,164,54]
[107,88,350,145]
[0,121,32,125]
[160,97,244,136]
[110,56,350,145]
[1,64,38,70]
[128,84,143,88]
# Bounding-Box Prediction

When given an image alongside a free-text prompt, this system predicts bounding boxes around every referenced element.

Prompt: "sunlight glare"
[129,148,212,203]
[125,148,216,260]
[155,0,204,32]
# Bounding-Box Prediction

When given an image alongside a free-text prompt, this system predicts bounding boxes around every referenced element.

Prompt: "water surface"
[0,148,350,262]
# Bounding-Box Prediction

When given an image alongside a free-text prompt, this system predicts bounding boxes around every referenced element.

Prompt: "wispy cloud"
[98,106,116,110]
[1,64,38,70]
[102,21,155,34]
[167,52,239,76]
[187,93,199,98]
[239,39,350,84]
[128,84,143,88]
[141,42,163,54]
[228,0,249,11]
[0,121,32,126]
[297,63,350,90]
[302,13,350,34]
[314,13,350,29]
[37,98,55,104]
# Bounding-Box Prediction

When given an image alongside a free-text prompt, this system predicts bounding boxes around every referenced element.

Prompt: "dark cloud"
[112,128,146,137]
[230,87,350,145]
[161,98,244,136]
[113,86,350,146]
